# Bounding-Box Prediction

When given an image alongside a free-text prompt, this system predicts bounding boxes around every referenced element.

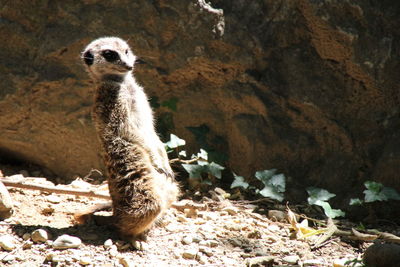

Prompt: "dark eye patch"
[83,51,94,66]
[102,50,120,62]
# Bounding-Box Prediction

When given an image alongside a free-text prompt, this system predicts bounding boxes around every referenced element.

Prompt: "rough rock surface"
[1,1,400,200]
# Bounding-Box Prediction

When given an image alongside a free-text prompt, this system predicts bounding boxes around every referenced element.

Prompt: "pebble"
[177,214,188,222]
[0,235,16,251]
[52,234,82,249]
[31,229,49,243]
[181,236,193,245]
[268,210,287,222]
[109,245,119,256]
[46,195,61,204]
[282,255,299,264]
[184,208,198,218]
[0,181,13,219]
[245,256,276,267]
[79,256,92,265]
[182,248,198,259]
[303,259,326,266]
[70,178,92,189]
[104,239,113,248]
[222,206,238,215]
[119,257,135,267]
[199,246,214,256]
[22,233,31,241]
[196,253,207,264]
[1,254,16,262]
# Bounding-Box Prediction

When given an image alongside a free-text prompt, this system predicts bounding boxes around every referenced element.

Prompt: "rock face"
[1,1,400,200]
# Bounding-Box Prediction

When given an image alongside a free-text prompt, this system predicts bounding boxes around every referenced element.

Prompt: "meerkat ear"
[83,51,94,66]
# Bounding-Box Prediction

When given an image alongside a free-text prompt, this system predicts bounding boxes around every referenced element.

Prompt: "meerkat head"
[82,37,137,81]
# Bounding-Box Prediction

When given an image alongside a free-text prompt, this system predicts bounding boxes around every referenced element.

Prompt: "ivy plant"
[307,187,345,218]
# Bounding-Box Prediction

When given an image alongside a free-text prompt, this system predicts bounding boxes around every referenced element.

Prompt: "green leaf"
[255,169,277,185]
[165,134,186,149]
[161,97,179,111]
[197,149,208,161]
[349,198,363,206]
[182,164,205,179]
[259,186,284,202]
[307,187,336,205]
[381,187,400,201]
[255,169,286,202]
[178,150,187,157]
[364,181,383,193]
[314,200,345,218]
[206,162,225,179]
[270,174,286,193]
[363,180,400,202]
[230,173,249,189]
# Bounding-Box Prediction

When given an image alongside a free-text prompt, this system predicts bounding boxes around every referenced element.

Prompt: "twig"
[169,157,200,165]
[1,179,111,200]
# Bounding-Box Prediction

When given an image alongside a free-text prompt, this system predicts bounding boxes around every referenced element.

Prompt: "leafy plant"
[307,187,345,218]
[165,134,224,186]
[349,180,400,206]
[255,169,286,202]
[230,173,249,190]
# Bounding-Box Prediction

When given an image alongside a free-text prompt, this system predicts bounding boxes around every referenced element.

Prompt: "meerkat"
[78,36,179,242]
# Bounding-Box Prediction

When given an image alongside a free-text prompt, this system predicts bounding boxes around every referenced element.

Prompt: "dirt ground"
[0,166,386,267]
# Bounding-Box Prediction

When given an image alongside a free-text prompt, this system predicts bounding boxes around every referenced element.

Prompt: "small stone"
[31,229,49,243]
[182,248,198,260]
[245,256,276,267]
[247,230,262,239]
[199,246,214,257]
[282,255,299,264]
[165,224,179,232]
[268,210,287,222]
[70,178,92,189]
[104,239,113,248]
[79,256,92,265]
[303,259,326,266]
[214,187,226,195]
[1,254,15,262]
[222,206,238,215]
[131,240,148,251]
[181,236,193,245]
[41,206,55,215]
[22,240,33,249]
[46,195,61,204]
[177,214,188,222]
[22,233,31,241]
[0,235,16,251]
[184,208,198,218]
[52,234,81,249]
[0,181,13,219]
[199,240,218,248]
[119,257,135,267]
[196,253,207,264]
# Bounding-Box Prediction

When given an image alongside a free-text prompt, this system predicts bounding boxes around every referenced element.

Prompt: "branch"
[0,179,111,200]
[169,157,200,165]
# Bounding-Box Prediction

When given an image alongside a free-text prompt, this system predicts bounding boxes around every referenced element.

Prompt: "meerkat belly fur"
[81,37,179,240]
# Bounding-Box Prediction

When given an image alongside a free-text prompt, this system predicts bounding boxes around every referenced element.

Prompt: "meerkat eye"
[125,50,129,55]
[83,51,94,66]
[102,50,120,62]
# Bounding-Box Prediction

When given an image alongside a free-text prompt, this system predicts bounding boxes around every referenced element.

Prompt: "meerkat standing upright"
[80,37,179,242]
